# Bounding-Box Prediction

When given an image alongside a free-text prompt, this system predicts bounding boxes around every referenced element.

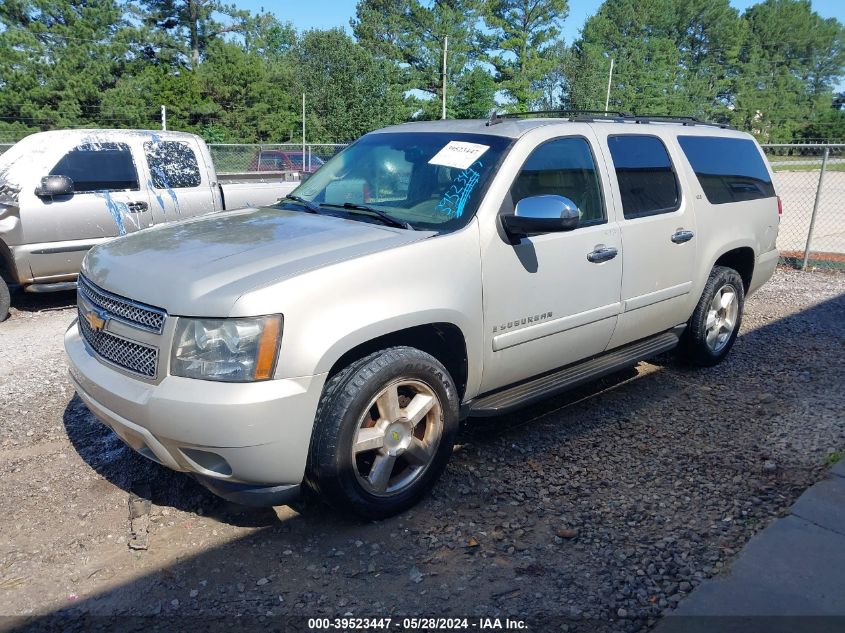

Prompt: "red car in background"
[250,150,325,174]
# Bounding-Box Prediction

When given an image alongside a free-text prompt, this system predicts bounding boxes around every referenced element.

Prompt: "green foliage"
[0,0,843,144]
[353,0,486,116]
[569,0,844,141]
[452,66,498,118]
[484,0,569,109]
[0,0,136,129]
[571,0,743,118]
[293,29,409,141]
[733,0,845,141]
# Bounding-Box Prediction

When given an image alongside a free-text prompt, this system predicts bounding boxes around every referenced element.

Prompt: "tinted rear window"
[608,135,680,218]
[677,136,775,204]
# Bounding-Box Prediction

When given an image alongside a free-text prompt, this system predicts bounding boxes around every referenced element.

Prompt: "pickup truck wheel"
[0,277,10,322]
[681,266,745,366]
[307,347,459,519]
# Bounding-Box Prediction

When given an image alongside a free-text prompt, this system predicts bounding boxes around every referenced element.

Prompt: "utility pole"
[161,105,167,131]
[604,58,614,112]
[441,36,448,120]
[302,93,306,166]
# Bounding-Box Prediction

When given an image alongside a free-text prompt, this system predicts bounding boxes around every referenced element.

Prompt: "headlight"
[171,316,282,382]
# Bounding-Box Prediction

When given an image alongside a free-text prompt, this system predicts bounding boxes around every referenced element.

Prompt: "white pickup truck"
[0,129,300,319]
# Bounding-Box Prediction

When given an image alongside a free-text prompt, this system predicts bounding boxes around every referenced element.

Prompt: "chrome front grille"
[78,275,166,334]
[78,306,159,378]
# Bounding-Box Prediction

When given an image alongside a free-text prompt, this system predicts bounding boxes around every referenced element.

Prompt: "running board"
[25,281,78,293]
[469,328,683,417]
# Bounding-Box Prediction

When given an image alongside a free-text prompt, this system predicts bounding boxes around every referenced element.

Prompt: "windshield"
[286,132,512,232]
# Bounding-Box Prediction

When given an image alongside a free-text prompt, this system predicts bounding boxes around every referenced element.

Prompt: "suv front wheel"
[681,265,745,366]
[306,346,459,519]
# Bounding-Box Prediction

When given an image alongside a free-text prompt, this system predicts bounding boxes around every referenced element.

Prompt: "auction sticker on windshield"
[428,141,490,170]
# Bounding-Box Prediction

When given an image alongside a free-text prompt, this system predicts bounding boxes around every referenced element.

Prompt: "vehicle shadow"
[10,288,76,313]
[38,292,844,626]
[61,394,291,528]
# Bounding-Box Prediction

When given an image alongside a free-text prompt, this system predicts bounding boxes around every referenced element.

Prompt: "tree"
[533,39,572,109]
[138,0,250,68]
[734,0,845,141]
[293,29,409,142]
[0,0,136,130]
[484,0,569,109]
[352,0,485,117]
[570,0,682,113]
[451,66,497,118]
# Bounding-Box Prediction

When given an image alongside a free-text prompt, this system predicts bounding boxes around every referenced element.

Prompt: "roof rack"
[486,109,734,130]
[487,110,631,126]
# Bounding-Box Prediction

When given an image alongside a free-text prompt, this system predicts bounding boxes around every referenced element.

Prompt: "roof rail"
[487,109,632,126]
[486,109,734,129]
[619,114,735,129]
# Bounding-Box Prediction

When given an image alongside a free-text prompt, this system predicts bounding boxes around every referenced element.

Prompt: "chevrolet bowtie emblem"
[84,307,108,333]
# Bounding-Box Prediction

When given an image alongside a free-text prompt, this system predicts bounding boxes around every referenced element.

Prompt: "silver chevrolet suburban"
[64,114,780,518]
[0,129,299,320]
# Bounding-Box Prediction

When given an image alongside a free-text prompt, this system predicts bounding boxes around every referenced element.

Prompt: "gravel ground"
[0,268,843,632]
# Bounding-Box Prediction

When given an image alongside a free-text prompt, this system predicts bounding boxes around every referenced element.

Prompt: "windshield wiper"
[281,194,321,214]
[322,202,414,230]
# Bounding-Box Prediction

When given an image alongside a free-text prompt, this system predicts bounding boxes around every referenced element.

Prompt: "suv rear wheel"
[306,347,459,519]
[681,266,745,366]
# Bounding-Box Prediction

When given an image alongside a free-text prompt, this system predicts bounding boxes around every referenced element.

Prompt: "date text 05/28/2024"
[308,617,528,630]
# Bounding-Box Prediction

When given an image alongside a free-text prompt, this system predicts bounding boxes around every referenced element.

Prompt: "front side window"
[608,135,680,219]
[677,136,775,204]
[509,137,606,225]
[144,141,202,189]
[290,132,513,232]
[50,142,139,192]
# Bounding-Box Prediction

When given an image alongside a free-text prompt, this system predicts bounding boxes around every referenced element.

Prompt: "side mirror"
[501,195,580,239]
[35,175,74,198]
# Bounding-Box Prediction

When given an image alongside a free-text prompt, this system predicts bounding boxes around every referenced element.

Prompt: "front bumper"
[65,321,327,505]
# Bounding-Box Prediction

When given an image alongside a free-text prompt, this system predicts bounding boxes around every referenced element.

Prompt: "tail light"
[777,196,782,218]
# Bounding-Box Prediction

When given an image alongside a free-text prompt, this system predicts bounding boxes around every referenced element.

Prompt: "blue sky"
[239,0,844,44]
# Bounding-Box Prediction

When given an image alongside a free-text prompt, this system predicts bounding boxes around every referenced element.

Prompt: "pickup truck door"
[142,138,216,223]
[601,134,697,349]
[478,134,623,393]
[24,141,153,280]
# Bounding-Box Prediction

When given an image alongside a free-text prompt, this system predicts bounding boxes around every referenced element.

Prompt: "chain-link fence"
[763,143,845,270]
[208,143,349,175]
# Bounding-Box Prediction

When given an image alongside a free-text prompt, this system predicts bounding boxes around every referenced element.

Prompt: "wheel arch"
[324,322,470,400]
[0,239,19,285]
[713,246,755,292]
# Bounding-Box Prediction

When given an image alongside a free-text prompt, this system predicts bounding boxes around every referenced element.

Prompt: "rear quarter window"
[677,136,775,204]
[144,141,202,189]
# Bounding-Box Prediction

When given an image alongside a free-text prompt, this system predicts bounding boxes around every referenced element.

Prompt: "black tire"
[306,346,459,519]
[0,277,10,323]
[680,266,745,367]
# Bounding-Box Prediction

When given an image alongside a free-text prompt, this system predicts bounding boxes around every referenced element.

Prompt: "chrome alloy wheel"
[351,379,444,497]
[705,283,739,353]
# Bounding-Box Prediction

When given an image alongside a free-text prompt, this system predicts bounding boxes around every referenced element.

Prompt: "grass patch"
[822,451,843,467]
[772,163,845,173]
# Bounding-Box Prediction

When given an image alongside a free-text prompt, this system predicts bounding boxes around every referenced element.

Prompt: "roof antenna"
[486,110,503,127]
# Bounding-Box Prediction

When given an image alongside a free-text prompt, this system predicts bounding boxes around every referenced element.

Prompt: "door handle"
[587,246,619,263]
[127,201,148,213]
[671,229,694,244]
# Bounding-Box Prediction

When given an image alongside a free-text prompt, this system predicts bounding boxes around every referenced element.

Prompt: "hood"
[82,207,432,316]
